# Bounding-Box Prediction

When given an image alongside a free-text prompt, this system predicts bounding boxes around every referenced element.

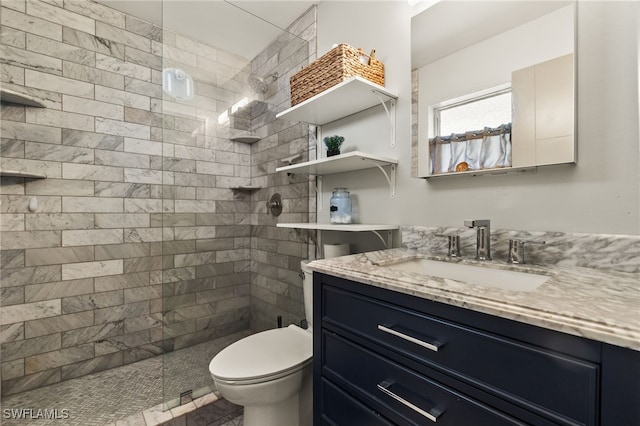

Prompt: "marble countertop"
[308,248,640,351]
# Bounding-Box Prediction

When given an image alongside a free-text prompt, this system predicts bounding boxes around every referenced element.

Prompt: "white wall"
[316,1,639,239]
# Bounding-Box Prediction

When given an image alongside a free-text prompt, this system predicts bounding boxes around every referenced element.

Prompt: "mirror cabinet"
[411,1,576,178]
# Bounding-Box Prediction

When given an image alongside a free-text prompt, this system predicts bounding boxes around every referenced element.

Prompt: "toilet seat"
[209,325,312,385]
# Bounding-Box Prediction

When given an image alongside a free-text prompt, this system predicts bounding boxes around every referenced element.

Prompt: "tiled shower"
[0,0,315,421]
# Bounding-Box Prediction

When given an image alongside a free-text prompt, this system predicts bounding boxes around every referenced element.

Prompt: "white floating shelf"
[278,222,398,249]
[0,89,46,108]
[0,170,47,179]
[276,151,398,199]
[276,76,398,125]
[276,151,397,175]
[277,223,399,232]
[426,166,537,179]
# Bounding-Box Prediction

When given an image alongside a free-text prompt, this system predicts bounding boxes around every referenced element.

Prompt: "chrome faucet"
[464,219,491,260]
[508,239,546,264]
[437,234,461,257]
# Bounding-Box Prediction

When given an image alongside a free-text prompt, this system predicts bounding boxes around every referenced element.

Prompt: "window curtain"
[429,123,512,174]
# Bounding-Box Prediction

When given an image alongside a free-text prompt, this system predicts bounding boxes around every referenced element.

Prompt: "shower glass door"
[160,0,310,412]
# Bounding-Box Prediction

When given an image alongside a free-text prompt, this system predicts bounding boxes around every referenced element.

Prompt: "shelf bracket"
[317,229,323,258]
[367,161,396,198]
[373,91,396,148]
[317,175,323,212]
[370,230,392,248]
[316,125,323,148]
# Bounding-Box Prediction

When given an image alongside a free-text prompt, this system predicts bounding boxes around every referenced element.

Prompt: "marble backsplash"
[402,226,640,273]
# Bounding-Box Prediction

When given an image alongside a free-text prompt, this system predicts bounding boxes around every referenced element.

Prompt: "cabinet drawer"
[320,378,394,426]
[323,330,527,426]
[323,285,599,425]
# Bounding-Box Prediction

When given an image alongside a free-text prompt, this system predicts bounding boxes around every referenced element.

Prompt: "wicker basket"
[289,44,384,106]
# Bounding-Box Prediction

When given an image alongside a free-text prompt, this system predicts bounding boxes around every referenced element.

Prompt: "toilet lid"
[209,325,312,382]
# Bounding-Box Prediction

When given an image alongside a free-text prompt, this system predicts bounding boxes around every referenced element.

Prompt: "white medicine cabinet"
[412,2,577,178]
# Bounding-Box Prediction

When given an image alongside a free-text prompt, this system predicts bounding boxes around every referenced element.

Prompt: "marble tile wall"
[249,6,316,332]
[0,0,309,397]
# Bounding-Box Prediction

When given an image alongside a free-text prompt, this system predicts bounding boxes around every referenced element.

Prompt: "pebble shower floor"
[0,339,245,425]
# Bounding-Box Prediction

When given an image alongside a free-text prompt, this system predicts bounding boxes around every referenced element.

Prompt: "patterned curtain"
[429,123,512,174]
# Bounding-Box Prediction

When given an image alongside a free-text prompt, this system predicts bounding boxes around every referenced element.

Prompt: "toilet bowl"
[209,260,315,426]
[209,325,312,426]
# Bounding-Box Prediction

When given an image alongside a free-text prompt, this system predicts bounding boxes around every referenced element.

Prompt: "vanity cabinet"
[313,273,640,426]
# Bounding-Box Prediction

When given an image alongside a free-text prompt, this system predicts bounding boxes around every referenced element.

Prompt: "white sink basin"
[386,258,550,292]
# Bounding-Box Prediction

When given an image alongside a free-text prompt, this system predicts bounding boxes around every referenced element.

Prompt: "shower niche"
[222,72,280,144]
[227,99,269,144]
[0,89,49,178]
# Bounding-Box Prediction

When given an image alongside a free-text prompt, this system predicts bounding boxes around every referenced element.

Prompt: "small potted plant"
[324,135,344,157]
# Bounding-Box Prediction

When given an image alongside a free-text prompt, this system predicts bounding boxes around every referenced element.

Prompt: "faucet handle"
[436,234,461,257]
[464,219,490,228]
[508,239,546,264]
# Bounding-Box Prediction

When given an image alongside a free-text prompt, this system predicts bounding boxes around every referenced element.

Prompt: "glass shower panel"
[1,0,170,423]
[160,1,309,410]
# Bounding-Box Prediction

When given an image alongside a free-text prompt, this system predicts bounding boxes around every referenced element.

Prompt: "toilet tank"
[301,260,313,328]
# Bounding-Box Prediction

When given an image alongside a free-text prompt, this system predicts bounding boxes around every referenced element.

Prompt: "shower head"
[248,72,278,94]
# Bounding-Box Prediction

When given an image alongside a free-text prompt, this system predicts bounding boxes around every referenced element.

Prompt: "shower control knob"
[266,193,283,217]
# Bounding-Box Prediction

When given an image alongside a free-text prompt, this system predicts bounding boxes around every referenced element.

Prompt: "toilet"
[209,260,314,426]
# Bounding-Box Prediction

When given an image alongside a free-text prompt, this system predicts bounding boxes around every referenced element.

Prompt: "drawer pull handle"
[377,381,442,423]
[378,325,442,352]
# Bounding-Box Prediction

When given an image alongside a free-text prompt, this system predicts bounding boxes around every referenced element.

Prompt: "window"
[434,88,512,136]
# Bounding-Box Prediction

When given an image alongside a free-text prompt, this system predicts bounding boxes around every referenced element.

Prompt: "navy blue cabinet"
[313,273,640,426]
